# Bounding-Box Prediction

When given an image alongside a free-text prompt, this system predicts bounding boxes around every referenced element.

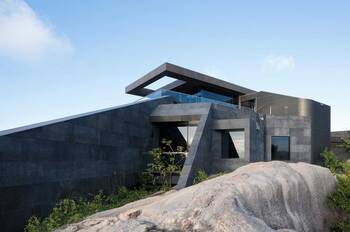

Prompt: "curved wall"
[254,91,330,164]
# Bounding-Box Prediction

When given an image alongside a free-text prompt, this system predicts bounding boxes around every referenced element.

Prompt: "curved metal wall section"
[254,91,330,164]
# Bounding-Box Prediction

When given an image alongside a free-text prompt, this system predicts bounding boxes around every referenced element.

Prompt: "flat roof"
[126,63,255,97]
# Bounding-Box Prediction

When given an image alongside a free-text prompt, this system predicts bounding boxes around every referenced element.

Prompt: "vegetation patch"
[25,139,185,232]
[193,169,209,184]
[25,186,168,232]
[144,138,186,187]
[322,140,350,232]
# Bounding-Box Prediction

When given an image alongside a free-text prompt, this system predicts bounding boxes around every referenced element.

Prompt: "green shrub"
[322,150,343,173]
[328,175,350,213]
[146,138,186,187]
[25,216,44,232]
[24,187,160,232]
[338,138,350,153]
[322,149,350,231]
[193,169,208,184]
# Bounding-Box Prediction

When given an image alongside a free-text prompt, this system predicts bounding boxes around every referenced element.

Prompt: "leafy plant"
[322,150,344,173]
[328,175,350,232]
[193,169,208,184]
[338,138,350,153]
[25,216,44,232]
[322,147,350,231]
[146,138,186,187]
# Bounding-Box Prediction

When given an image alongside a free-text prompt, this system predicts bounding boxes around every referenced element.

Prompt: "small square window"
[271,136,290,160]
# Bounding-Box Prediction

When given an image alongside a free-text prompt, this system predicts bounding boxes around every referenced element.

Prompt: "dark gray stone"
[0,97,173,232]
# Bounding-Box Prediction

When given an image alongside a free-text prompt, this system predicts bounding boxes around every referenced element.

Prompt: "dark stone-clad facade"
[0,97,172,232]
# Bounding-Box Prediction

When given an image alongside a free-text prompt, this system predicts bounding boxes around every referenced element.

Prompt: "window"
[271,136,290,160]
[221,130,245,159]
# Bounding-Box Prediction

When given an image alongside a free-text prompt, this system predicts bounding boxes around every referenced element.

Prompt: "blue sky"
[0,0,349,131]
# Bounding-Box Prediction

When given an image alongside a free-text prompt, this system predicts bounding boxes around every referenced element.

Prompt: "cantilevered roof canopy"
[125,63,255,97]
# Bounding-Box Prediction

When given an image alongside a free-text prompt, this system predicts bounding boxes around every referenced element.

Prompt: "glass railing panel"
[143,89,239,109]
[195,90,232,102]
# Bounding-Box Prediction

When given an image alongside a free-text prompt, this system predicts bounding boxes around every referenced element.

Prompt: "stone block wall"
[209,105,265,174]
[265,115,312,162]
[0,97,172,232]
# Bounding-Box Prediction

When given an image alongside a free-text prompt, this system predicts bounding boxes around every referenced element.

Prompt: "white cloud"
[0,0,72,62]
[262,55,295,73]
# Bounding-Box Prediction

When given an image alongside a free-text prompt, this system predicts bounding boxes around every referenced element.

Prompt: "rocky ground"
[57,161,337,232]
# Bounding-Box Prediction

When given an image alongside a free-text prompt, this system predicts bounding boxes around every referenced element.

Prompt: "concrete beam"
[176,106,213,189]
[125,63,255,97]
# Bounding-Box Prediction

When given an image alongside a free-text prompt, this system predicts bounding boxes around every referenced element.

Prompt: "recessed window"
[158,123,197,151]
[221,130,245,159]
[271,136,290,160]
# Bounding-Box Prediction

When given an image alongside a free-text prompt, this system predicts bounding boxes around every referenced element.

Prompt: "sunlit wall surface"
[178,125,197,148]
[221,130,245,159]
[229,131,245,159]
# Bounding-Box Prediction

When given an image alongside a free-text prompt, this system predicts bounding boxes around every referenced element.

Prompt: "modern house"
[0,63,330,231]
[126,63,330,181]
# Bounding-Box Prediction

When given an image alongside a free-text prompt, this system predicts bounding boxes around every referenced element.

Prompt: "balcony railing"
[144,89,238,109]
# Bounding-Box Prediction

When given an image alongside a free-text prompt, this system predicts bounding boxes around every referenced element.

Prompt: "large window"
[221,130,245,159]
[271,136,290,160]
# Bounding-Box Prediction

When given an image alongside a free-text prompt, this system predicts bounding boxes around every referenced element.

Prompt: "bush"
[327,175,350,232]
[193,169,208,184]
[322,150,350,231]
[328,175,350,213]
[145,138,186,187]
[322,150,343,173]
[338,138,350,153]
[24,187,160,232]
[25,216,44,232]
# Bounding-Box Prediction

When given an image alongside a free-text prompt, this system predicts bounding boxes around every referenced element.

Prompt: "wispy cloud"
[262,55,295,73]
[0,0,72,62]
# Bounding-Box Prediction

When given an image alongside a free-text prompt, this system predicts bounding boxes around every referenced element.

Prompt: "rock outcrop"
[58,161,337,232]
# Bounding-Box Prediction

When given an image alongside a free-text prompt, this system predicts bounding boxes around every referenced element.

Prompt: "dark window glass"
[271,136,290,160]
